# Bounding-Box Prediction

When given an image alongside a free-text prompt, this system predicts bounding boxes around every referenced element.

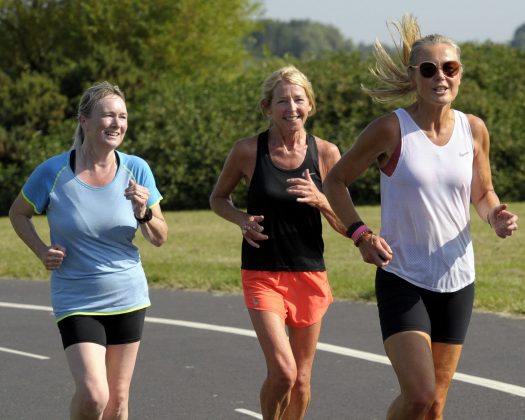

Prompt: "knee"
[105,389,130,417]
[292,370,312,397]
[74,386,109,417]
[268,365,297,394]
[426,395,447,419]
[403,385,435,416]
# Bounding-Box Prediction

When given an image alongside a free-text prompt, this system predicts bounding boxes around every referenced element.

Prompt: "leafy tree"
[510,23,525,50]
[126,62,281,209]
[0,0,261,96]
[0,0,262,213]
[1,3,525,214]
[248,19,354,58]
[452,43,525,200]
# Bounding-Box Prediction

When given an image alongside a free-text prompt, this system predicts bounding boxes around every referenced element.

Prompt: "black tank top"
[241,130,325,271]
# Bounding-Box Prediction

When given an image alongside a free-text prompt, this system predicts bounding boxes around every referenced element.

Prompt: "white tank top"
[380,108,475,292]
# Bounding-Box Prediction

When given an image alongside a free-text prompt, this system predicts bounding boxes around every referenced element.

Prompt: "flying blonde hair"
[361,14,461,102]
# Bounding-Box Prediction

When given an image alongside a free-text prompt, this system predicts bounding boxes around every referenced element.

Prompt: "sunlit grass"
[1,203,523,316]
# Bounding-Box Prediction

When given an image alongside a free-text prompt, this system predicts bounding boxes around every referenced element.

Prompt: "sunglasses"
[409,61,462,78]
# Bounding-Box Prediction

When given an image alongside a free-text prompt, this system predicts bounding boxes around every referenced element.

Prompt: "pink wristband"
[351,224,371,242]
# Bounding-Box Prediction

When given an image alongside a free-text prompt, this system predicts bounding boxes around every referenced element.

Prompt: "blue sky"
[261,0,525,45]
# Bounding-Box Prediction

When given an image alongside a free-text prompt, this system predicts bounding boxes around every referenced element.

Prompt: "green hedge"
[1,42,525,213]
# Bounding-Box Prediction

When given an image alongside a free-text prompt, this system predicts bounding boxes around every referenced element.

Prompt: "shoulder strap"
[307,133,318,162]
[257,130,270,155]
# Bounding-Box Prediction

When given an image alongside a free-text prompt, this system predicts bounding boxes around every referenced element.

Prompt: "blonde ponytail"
[362,14,461,103]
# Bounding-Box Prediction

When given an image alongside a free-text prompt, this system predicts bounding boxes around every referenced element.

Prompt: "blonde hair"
[71,81,125,150]
[362,14,461,102]
[260,65,316,116]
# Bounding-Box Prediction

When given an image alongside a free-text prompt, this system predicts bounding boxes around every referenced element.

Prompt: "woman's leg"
[65,342,109,420]
[282,321,322,420]
[248,309,297,420]
[384,331,436,420]
[385,333,464,420]
[426,342,463,420]
[102,341,141,420]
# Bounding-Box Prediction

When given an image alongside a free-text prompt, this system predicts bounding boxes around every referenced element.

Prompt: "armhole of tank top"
[257,130,269,155]
[248,131,268,191]
[458,110,475,153]
[381,140,401,177]
[380,112,402,177]
[308,134,318,158]
[307,134,321,174]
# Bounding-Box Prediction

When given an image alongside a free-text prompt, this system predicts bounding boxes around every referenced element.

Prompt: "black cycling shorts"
[375,268,474,344]
[57,308,146,349]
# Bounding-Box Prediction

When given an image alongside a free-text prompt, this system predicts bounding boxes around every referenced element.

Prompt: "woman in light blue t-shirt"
[9,81,168,419]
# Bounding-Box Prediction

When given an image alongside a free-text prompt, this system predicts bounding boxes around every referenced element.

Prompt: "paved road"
[1,278,524,419]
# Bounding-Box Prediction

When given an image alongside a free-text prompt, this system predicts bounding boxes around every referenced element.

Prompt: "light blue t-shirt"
[22,150,163,321]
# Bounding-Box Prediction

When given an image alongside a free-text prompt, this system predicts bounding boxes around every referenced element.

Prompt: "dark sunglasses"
[409,61,462,78]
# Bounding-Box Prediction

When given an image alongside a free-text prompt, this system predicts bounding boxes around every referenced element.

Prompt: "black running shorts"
[57,308,146,349]
[375,268,474,344]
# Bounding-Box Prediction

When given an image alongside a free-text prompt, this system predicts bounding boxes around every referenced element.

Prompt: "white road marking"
[144,317,525,398]
[0,303,53,360]
[1,301,524,398]
[453,372,525,398]
[0,346,49,360]
[316,342,390,364]
[0,302,52,311]
[234,408,263,418]
[146,316,257,337]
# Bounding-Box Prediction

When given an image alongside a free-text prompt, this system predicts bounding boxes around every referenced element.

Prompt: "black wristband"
[135,207,153,224]
[345,221,364,238]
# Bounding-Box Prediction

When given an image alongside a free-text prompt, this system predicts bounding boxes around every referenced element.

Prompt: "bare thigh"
[249,309,295,372]
[105,342,141,394]
[288,322,322,379]
[65,342,108,392]
[384,331,436,393]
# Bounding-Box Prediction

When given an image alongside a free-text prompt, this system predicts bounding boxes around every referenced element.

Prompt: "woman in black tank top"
[210,65,346,419]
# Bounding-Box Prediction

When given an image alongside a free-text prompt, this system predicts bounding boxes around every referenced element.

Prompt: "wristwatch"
[135,207,153,224]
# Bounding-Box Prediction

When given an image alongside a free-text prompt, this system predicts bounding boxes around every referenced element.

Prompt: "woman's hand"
[42,244,66,270]
[357,233,393,267]
[286,169,324,208]
[125,179,150,219]
[488,204,519,238]
[240,215,268,248]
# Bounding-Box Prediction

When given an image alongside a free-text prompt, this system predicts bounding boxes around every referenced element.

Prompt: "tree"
[0,0,261,93]
[0,0,262,213]
[1,3,525,213]
[510,23,525,50]
[247,19,354,58]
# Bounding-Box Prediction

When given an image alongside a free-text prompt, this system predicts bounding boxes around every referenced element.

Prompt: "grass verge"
[1,203,523,316]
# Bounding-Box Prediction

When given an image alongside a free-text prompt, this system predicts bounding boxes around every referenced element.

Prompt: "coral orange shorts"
[241,270,333,328]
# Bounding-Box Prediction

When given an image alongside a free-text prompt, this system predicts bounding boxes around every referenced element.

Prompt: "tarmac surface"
[1,278,524,419]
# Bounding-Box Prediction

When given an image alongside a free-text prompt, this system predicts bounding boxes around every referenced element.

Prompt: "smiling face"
[263,81,312,135]
[411,43,462,106]
[80,94,128,150]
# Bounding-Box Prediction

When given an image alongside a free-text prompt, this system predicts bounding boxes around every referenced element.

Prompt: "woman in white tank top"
[324,14,518,420]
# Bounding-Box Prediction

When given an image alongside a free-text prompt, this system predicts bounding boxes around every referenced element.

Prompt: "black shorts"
[375,268,474,344]
[57,309,147,349]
